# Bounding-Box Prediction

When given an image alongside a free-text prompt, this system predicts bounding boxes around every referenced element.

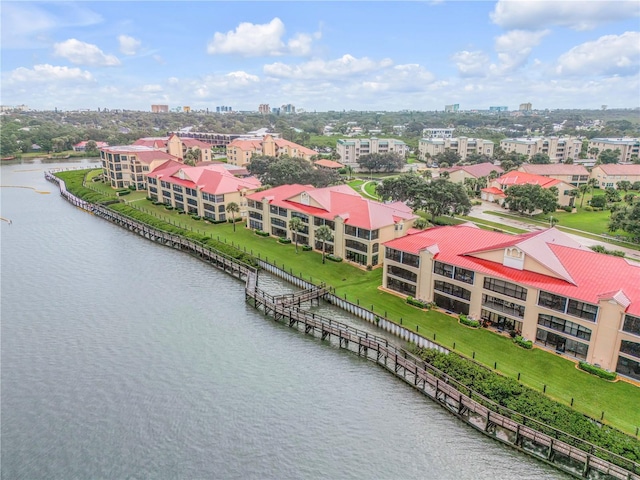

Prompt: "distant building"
[258,104,270,114]
[489,106,509,112]
[482,171,576,207]
[588,138,640,162]
[590,164,640,189]
[519,103,532,111]
[246,184,417,267]
[271,107,281,115]
[336,138,409,171]
[500,137,582,163]
[419,137,494,162]
[0,104,29,112]
[518,164,590,187]
[226,134,316,167]
[444,104,460,113]
[442,163,503,184]
[281,104,296,114]
[73,141,109,152]
[100,145,181,190]
[216,106,233,113]
[422,128,454,138]
[151,104,169,113]
[132,134,214,162]
[183,106,191,113]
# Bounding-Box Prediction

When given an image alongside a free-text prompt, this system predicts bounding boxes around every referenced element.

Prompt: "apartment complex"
[100,145,181,190]
[246,184,417,267]
[382,225,640,379]
[73,141,109,152]
[226,134,316,167]
[442,162,503,184]
[132,135,214,162]
[590,164,640,189]
[146,162,261,219]
[519,103,532,111]
[588,138,640,162]
[500,137,582,163]
[482,171,576,207]
[151,104,169,113]
[336,138,409,170]
[518,164,590,187]
[258,104,270,114]
[422,128,454,138]
[418,137,494,162]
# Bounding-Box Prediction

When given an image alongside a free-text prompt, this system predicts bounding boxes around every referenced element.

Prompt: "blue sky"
[2,1,639,112]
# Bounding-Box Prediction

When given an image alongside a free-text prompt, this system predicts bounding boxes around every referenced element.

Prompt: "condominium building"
[132,135,214,162]
[151,104,169,113]
[422,128,454,139]
[482,171,576,207]
[500,137,582,163]
[442,162,503,184]
[518,164,590,187]
[519,103,532,111]
[336,138,409,170]
[245,184,418,267]
[382,225,640,379]
[226,134,316,167]
[418,137,494,162]
[588,138,640,162]
[146,162,261,219]
[590,164,640,189]
[100,145,181,190]
[258,104,270,114]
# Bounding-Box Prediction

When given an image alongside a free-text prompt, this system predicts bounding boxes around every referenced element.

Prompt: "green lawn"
[66,169,640,435]
[460,216,528,234]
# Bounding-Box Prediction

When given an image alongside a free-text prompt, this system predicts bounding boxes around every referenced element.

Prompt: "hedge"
[514,335,533,349]
[301,245,313,251]
[413,348,639,465]
[254,230,270,237]
[326,254,343,262]
[278,237,292,244]
[406,296,429,309]
[459,314,480,328]
[579,362,618,381]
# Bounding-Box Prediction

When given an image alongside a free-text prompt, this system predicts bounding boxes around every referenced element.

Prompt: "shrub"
[514,335,533,349]
[164,205,174,210]
[326,254,343,262]
[301,244,313,251]
[177,209,185,214]
[278,237,292,244]
[254,230,270,237]
[366,264,373,271]
[459,314,480,328]
[128,185,136,191]
[228,217,243,223]
[579,362,617,381]
[406,296,429,309]
[116,189,131,196]
[562,205,573,212]
[584,206,594,211]
[191,215,201,221]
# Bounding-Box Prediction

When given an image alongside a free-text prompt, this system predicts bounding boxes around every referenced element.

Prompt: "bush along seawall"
[47,169,640,480]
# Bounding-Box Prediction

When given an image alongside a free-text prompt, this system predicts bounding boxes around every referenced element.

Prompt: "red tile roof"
[248,184,417,230]
[481,187,506,196]
[148,163,261,194]
[519,164,589,176]
[384,225,640,314]
[593,164,640,176]
[495,171,562,188]
[315,159,344,169]
[446,162,503,178]
[133,137,168,149]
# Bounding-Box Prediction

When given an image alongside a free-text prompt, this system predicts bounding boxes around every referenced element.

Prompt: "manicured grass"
[460,216,528,234]
[363,181,380,199]
[62,169,640,435]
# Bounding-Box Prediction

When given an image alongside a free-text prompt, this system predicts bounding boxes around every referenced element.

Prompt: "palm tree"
[315,225,333,264]
[289,216,303,253]
[226,202,240,232]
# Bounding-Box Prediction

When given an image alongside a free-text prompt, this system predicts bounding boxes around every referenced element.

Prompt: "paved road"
[469,201,640,263]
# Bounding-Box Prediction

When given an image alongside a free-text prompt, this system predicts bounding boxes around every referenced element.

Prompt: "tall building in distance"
[281,104,296,114]
[258,104,270,114]
[489,106,508,112]
[151,104,169,113]
[422,127,455,138]
[444,104,460,113]
[216,106,233,113]
[519,102,533,111]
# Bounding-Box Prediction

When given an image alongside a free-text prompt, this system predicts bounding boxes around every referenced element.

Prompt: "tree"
[433,149,461,166]
[357,152,404,174]
[289,217,303,253]
[503,184,558,215]
[85,140,98,154]
[376,173,426,202]
[609,202,640,241]
[590,195,606,209]
[226,202,240,232]
[249,155,340,188]
[529,153,551,164]
[598,149,621,165]
[411,179,471,221]
[183,148,200,166]
[315,225,333,264]
[413,217,430,230]
[617,180,632,192]
[588,147,600,159]
[605,187,621,206]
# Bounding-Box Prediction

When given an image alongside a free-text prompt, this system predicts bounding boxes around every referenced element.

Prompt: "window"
[434,280,471,301]
[385,248,420,268]
[161,181,169,188]
[185,187,197,196]
[388,265,417,283]
[203,203,215,212]
[248,199,263,209]
[536,329,588,360]
[483,277,527,301]
[372,243,379,253]
[269,205,288,217]
[314,218,335,230]
[345,239,368,252]
[434,261,454,278]
[272,226,287,237]
[174,193,183,202]
[172,184,183,193]
[623,315,640,336]
[482,295,525,318]
[148,177,157,185]
[345,225,375,240]
[620,340,640,359]
[566,300,598,322]
[345,250,367,265]
[537,314,592,341]
[616,356,640,381]
[387,277,416,297]
[291,211,309,223]
[271,217,287,228]
[249,220,262,230]
[433,293,469,315]
[249,211,263,221]
[187,198,197,206]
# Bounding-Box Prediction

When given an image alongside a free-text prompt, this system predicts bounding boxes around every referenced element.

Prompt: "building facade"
[226,134,316,167]
[518,164,590,187]
[418,137,494,162]
[100,145,181,190]
[443,163,503,184]
[590,164,640,189]
[258,104,270,114]
[336,138,409,170]
[151,105,169,113]
[146,163,261,219]
[245,184,417,268]
[422,128,455,139]
[483,170,576,207]
[382,225,640,379]
[519,103,532,111]
[588,138,640,163]
[500,137,582,163]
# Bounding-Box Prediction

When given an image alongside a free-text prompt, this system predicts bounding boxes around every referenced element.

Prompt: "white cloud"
[491,0,640,31]
[492,29,549,73]
[264,54,393,79]
[207,18,319,56]
[118,35,141,56]
[452,50,491,77]
[556,31,640,76]
[7,64,94,83]
[141,84,163,92]
[54,39,120,66]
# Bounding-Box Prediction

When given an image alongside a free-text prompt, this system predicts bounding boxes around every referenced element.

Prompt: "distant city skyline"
[1,1,639,112]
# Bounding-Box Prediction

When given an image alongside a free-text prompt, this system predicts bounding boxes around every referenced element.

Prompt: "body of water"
[1,161,566,479]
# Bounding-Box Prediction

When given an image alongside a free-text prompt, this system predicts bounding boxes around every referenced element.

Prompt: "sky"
[1,1,639,112]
